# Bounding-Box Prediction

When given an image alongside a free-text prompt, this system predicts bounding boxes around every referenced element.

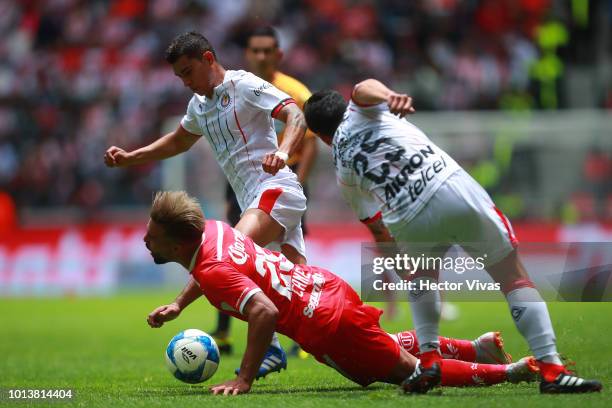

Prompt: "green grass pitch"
[1,291,610,407]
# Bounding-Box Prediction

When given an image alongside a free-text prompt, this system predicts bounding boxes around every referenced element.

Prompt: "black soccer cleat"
[210,332,233,355]
[540,372,602,394]
[216,342,233,355]
[401,362,441,394]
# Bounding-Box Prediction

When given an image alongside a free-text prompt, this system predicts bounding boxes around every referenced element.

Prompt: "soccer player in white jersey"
[104,32,307,378]
[303,79,602,394]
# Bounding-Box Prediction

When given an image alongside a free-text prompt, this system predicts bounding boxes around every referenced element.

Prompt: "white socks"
[506,287,561,364]
[408,276,442,352]
[408,277,562,364]
[270,332,281,349]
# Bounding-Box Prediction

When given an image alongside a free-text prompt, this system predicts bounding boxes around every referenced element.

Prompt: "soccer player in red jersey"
[145,191,537,395]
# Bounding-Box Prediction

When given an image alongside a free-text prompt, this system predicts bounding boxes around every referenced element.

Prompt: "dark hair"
[247,26,279,48]
[304,90,347,136]
[165,31,216,64]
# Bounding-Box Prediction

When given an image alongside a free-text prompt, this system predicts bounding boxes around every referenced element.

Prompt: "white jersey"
[333,100,461,226]
[180,70,301,209]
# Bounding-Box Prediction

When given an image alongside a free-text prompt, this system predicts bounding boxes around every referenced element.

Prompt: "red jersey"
[190,220,351,348]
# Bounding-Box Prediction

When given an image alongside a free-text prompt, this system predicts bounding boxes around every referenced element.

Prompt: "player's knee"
[487,250,533,292]
[280,244,306,264]
[386,349,417,384]
[236,209,284,245]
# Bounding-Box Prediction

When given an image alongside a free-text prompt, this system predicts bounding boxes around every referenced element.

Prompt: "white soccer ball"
[165,329,220,384]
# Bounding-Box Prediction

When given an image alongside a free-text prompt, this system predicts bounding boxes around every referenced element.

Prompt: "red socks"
[395,330,509,386]
[395,330,477,362]
[441,360,508,386]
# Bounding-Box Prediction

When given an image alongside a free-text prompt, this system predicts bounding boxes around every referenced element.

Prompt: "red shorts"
[304,294,401,386]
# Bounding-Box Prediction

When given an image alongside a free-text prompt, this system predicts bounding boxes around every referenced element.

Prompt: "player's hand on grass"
[387,93,415,118]
[146,303,181,328]
[262,151,287,175]
[210,377,251,396]
[104,146,133,167]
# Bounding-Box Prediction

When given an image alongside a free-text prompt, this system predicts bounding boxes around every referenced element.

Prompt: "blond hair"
[150,191,204,242]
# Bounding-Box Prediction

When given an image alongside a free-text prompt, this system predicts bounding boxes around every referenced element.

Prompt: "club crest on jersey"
[217,91,232,111]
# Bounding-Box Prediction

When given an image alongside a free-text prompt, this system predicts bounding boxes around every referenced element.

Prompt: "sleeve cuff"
[360,211,382,225]
[239,287,263,314]
[271,98,296,118]
[180,122,203,136]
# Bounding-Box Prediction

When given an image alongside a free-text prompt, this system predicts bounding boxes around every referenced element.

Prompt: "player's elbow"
[353,80,366,94]
[353,79,375,95]
[262,304,279,323]
[353,79,386,102]
[289,105,306,127]
[251,301,279,325]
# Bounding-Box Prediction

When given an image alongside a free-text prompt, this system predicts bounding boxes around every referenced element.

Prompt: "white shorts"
[387,169,518,267]
[245,181,307,258]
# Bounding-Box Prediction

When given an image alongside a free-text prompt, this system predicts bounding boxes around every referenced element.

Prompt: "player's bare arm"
[104,124,200,168]
[352,79,415,118]
[211,292,278,395]
[262,103,307,175]
[146,302,181,328]
[147,277,203,329]
[365,217,394,244]
[364,218,409,278]
[171,277,202,312]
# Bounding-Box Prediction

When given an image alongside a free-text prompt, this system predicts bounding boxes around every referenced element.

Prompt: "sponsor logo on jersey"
[386,153,448,203]
[253,81,272,96]
[228,231,248,265]
[336,126,456,214]
[303,272,325,318]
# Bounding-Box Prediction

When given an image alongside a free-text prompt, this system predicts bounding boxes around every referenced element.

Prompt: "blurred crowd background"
[0,0,610,227]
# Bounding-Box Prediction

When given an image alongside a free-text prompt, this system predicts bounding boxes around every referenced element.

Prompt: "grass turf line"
[1,291,610,407]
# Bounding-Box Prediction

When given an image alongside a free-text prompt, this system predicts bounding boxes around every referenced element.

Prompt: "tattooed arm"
[262,103,307,175]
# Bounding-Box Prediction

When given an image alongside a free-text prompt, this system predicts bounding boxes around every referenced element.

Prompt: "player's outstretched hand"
[104,146,133,167]
[387,93,415,118]
[146,303,181,328]
[262,151,286,175]
[211,377,251,396]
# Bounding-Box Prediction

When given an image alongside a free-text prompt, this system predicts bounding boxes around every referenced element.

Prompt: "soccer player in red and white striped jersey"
[104,32,308,378]
[303,79,602,394]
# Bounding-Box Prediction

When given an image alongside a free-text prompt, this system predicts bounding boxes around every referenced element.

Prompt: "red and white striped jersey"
[180,70,301,209]
[333,99,461,226]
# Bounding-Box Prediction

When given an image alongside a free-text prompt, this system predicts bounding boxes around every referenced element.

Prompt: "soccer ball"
[165,329,220,384]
